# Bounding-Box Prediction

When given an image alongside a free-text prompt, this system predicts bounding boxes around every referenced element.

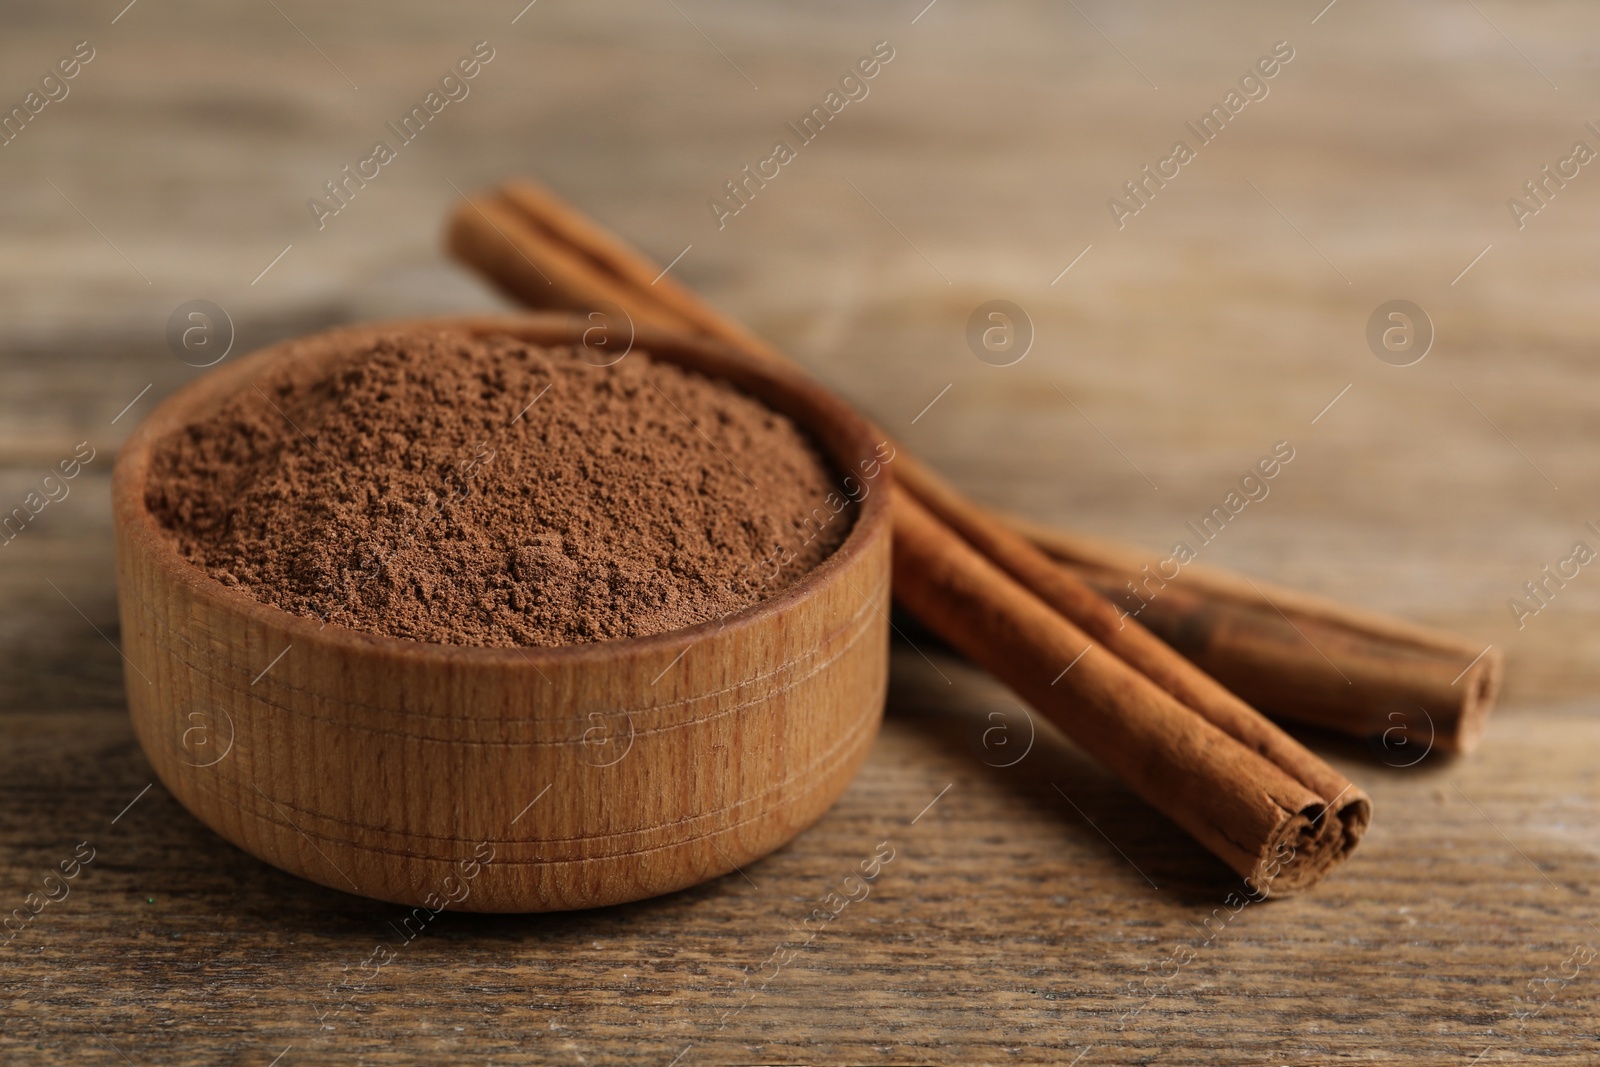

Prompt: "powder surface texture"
[145,329,852,647]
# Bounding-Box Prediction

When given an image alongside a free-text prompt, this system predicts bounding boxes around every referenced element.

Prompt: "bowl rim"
[113,312,892,669]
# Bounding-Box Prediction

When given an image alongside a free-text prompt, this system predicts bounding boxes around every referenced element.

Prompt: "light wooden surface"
[3,0,1599,1063]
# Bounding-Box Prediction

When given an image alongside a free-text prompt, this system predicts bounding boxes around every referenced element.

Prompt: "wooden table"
[3,1,1597,1062]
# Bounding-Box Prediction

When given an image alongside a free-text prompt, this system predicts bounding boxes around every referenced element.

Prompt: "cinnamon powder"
[145,329,852,647]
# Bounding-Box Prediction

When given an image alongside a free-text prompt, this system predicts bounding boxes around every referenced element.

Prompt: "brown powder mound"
[144,329,853,647]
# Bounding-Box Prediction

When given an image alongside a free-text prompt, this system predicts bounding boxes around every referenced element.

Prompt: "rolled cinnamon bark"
[892,486,1367,894]
[448,183,773,352]
[1006,516,1503,755]
[497,181,782,360]
[447,195,682,332]
[897,456,1368,800]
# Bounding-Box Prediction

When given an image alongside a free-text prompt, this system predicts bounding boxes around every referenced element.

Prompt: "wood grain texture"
[3,0,1599,1062]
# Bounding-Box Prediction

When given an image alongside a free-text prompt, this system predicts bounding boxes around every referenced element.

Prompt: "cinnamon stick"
[891,486,1366,894]
[897,457,1364,801]
[1007,515,1503,755]
[498,181,782,359]
[449,181,781,359]
[446,190,686,332]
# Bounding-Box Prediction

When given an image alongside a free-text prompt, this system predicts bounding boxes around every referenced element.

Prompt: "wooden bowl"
[112,314,891,912]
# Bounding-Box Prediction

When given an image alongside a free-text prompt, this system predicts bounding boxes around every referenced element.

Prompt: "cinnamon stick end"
[1441,645,1503,756]
[1252,788,1371,898]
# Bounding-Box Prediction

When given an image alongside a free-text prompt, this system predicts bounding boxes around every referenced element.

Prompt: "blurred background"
[7,0,1599,699]
[3,1,1598,1063]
